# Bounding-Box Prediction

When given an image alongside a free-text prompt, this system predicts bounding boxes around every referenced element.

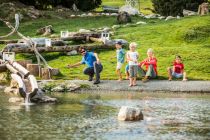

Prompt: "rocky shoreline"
[37,80,210,93]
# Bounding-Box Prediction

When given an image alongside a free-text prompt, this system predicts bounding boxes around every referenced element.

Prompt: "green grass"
[0,15,210,80]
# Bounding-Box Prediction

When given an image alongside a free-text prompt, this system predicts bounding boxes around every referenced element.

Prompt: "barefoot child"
[167,55,187,81]
[127,42,139,86]
[115,41,125,81]
[140,48,158,82]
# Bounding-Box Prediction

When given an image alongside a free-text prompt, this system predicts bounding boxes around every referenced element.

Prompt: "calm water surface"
[0,92,210,140]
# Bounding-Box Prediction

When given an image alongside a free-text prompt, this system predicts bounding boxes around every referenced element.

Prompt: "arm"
[67,62,82,68]
[94,53,100,64]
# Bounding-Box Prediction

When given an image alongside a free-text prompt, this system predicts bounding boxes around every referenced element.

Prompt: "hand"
[96,60,100,64]
[67,64,72,68]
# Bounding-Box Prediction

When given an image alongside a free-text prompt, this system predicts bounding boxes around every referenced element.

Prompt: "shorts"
[172,72,183,78]
[125,64,129,72]
[116,62,123,70]
[129,65,138,78]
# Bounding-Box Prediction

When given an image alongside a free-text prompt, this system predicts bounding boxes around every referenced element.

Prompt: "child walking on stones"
[126,42,139,87]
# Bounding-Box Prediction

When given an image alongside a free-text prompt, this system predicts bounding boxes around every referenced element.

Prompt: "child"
[140,48,158,82]
[127,42,139,86]
[115,41,125,81]
[167,55,187,81]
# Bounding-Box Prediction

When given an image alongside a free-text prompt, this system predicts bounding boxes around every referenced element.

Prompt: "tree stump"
[17,60,32,68]
[41,68,51,80]
[27,64,40,77]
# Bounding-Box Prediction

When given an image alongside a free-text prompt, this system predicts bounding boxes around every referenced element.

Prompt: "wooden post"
[41,68,51,80]
[26,64,40,77]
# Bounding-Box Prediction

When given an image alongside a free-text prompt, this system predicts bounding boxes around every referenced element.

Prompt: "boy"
[115,41,125,81]
[167,55,187,81]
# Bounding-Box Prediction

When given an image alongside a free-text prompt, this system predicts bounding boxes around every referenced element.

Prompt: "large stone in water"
[8,97,24,103]
[118,106,143,121]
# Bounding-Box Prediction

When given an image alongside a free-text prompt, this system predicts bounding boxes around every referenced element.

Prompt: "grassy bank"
[0,15,210,80]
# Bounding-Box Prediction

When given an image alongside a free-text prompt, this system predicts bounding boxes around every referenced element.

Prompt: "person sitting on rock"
[67,47,103,84]
[139,48,158,82]
[167,55,187,81]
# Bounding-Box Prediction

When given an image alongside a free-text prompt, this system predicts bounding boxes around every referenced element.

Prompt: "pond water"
[0,92,210,140]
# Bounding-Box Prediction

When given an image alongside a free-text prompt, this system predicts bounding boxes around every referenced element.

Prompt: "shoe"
[142,77,149,83]
[182,79,188,81]
[88,76,93,81]
[93,81,100,84]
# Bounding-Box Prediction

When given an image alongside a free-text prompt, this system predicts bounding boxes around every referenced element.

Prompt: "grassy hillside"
[0,15,210,80]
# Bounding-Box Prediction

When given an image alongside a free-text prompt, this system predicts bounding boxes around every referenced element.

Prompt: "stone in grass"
[118,106,144,121]
[136,21,147,25]
[165,16,176,21]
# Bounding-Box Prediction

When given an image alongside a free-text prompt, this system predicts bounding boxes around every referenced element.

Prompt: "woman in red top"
[167,55,187,81]
[139,48,158,82]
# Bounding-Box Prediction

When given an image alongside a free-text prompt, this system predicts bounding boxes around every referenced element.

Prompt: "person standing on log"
[67,47,103,84]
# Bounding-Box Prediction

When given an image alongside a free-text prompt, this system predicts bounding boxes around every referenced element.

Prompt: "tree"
[152,0,207,16]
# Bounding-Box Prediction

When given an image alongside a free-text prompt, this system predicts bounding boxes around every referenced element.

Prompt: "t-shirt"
[173,62,184,73]
[127,51,139,65]
[140,57,158,75]
[80,52,96,68]
[116,48,125,63]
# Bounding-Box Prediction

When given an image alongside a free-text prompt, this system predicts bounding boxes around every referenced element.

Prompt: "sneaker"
[88,76,93,81]
[93,81,100,84]
[182,79,188,81]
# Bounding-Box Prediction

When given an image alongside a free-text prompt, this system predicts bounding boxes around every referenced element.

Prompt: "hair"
[147,48,154,54]
[129,42,137,48]
[175,55,181,59]
[79,46,86,52]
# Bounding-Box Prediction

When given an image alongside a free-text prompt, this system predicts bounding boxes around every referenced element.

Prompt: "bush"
[152,0,207,16]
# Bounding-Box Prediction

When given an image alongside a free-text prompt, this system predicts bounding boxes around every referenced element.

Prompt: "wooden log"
[26,64,40,77]
[3,43,115,53]
[41,68,51,80]
[61,32,101,41]
[6,63,19,75]
[18,39,66,47]
[12,62,30,78]
[17,60,32,68]
[0,39,18,44]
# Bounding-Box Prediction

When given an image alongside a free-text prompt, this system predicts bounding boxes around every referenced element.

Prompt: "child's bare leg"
[133,77,137,86]
[125,71,129,80]
[129,78,133,86]
[183,72,187,81]
[116,69,122,81]
[167,67,172,80]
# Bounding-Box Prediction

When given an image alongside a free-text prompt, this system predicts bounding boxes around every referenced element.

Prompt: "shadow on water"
[0,91,210,139]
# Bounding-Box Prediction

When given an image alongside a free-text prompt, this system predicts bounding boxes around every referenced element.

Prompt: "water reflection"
[0,92,210,139]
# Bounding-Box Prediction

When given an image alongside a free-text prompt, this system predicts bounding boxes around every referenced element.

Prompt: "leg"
[133,65,138,86]
[116,69,122,81]
[93,62,103,84]
[138,67,146,77]
[183,72,187,81]
[167,67,172,81]
[125,64,129,80]
[83,67,94,81]
[129,65,134,86]
[146,65,156,78]
[116,62,122,81]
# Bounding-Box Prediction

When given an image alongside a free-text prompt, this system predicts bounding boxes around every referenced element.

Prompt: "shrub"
[152,0,207,16]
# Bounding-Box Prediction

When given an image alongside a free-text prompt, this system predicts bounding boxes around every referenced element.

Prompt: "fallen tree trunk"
[0,39,18,44]
[61,32,101,41]
[3,43,115,53]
